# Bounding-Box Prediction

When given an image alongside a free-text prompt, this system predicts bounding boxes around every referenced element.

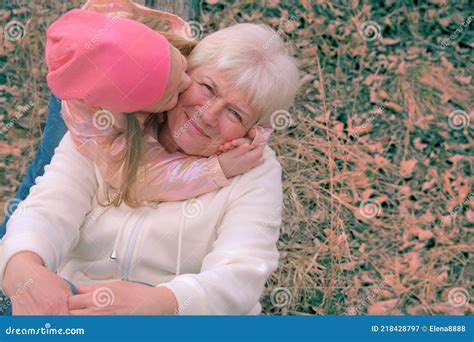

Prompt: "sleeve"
[60,99,125,163]
[0,132,98,291]
[61,100,230,203]
[136,125,272,202]
[156,146,282,315]
[135,144,231,203]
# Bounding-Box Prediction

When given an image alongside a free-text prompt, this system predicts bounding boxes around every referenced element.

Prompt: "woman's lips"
[185,111,210,138]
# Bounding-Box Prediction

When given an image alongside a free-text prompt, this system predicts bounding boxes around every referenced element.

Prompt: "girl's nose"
[180,73,192,93]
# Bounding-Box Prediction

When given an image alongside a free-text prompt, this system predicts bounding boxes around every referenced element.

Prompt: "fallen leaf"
[0,141,20,156]
[400,159,417,178]
[367,299,399,315]
[384,101,403,113]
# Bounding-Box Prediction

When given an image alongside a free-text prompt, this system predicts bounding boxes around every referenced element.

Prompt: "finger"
[68,293,95,310]
[229,142,251,156]
[69,308,107,316]
[223,147,234,152]
[75,284,95,294]
[244,145,264,161]
[247,128,257,139]
[69,309,90,316]
[231,138,250,147]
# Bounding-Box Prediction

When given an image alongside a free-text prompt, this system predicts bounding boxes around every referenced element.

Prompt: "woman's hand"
[68,281,178,315]
[3,252,72,315]
[217,138,264,178]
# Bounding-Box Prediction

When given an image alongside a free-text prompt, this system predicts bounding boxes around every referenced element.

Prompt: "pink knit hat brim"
[46,9,171,113]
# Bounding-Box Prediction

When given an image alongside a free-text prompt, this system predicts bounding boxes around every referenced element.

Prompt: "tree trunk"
[143,0,200,21]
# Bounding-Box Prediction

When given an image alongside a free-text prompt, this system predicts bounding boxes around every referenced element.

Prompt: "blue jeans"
[2,278,78,315]
[0,93,67,238]
[0,93,67,316]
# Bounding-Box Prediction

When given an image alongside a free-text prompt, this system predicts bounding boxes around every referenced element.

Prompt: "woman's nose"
[200,102,219,127]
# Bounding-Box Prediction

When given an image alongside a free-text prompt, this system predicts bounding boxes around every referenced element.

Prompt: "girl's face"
[143,45,192,113]
[165,63,261,157]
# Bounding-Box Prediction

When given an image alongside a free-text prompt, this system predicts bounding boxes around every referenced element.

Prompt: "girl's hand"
[218,126,270,152]
[68,281,178,315]
[218,137,251,153]
[3,252,72,315]
[217,140,264,179]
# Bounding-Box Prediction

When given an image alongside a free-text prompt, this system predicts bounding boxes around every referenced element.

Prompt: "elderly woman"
[0,5,299,315]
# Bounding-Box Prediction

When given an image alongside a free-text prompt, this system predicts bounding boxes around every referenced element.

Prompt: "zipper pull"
[110,250,117,260]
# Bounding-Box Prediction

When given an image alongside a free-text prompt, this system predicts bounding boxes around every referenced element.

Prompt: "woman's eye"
[202,83,214,94]
[229,109,242,122]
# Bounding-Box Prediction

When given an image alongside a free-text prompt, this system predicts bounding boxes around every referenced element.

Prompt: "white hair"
[187,23,300,127]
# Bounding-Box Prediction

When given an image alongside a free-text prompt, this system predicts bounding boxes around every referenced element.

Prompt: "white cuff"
[207,155,231,188]
[0,231,59,292]
[155,275,208,315]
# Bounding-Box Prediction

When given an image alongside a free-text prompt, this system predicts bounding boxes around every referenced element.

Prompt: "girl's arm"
[62,100,269,203]
[61,99,126,165]
[128,128,270,203]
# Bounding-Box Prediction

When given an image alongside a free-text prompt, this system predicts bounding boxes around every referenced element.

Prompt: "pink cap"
[46,9,171,113]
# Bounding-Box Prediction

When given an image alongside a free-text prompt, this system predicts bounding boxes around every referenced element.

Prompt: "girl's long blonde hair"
[101,31,197,208]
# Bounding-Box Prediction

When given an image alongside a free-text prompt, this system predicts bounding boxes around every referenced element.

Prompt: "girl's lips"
[185,111,210,138]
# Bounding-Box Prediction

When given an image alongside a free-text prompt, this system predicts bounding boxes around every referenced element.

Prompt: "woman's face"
[166,63,261,156]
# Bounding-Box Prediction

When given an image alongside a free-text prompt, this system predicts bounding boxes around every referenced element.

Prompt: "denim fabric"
[0,94,67,238]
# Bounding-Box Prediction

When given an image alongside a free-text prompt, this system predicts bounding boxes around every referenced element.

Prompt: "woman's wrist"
[151,286,178,315]
[2,251,44,295]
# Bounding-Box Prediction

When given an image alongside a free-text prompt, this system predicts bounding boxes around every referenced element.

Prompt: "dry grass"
[1,0,472,315]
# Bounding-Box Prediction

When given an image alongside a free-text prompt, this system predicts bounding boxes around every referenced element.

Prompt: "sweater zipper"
[121,208,150,280]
